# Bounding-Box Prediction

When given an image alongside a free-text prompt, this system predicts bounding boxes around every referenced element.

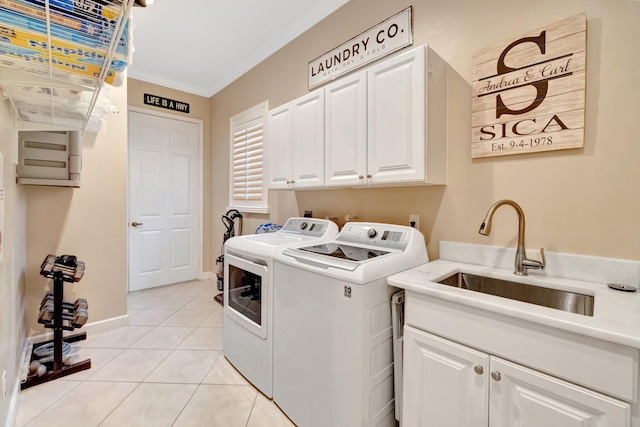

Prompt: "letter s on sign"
[495,31,548,119]
[480,125,496,141]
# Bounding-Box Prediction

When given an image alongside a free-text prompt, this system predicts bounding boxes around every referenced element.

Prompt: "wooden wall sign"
[308,7,412,89]
[471,13,586,158]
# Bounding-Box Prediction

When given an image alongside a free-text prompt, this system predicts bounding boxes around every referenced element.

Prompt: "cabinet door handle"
[474,365,484,375]
[491,371,502,381]
[367,174,372,179]
[358,175,364,180]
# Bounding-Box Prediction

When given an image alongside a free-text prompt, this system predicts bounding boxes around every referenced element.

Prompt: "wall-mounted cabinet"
[268,44,447,191]
[267,103,293,189]
[17,131,82,187]
[267,90,325,190]
[324,70,367,187]
[367,45,446,186]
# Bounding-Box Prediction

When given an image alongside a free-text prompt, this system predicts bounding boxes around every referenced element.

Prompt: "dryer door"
[224,254,269,339]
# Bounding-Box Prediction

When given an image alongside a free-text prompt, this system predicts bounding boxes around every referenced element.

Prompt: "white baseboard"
[11,315,129,426]
[25,314,130,348]
[6,379,20,427]
[200,271,215,281]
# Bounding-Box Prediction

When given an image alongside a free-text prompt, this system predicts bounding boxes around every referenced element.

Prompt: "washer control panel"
[338,223,416,250]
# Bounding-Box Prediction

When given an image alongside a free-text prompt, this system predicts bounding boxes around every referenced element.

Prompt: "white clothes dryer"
[272,222,428,427]
[223,217,338,398]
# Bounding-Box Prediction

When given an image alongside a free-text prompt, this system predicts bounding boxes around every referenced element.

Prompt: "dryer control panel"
[279,217,337,238]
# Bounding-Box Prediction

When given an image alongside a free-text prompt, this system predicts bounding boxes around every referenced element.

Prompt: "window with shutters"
[229,101,269,212]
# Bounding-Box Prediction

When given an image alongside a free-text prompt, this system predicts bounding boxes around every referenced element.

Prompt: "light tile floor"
[16,279,295,427]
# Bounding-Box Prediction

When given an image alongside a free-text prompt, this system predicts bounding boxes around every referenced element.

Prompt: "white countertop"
[387,241,640,350]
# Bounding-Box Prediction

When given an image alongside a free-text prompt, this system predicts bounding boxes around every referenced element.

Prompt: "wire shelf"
[0,0,134,131]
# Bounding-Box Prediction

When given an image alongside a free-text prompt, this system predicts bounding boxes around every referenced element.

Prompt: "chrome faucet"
[479,200,545,276]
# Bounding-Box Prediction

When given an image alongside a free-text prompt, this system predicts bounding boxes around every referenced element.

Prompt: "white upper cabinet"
[292,91,325,188]
[267,103,293,189]
[268,44,447,190]
[324,70,368,187]
[368,46,426,184]
[267,90,325,190]
[325,45,447,188]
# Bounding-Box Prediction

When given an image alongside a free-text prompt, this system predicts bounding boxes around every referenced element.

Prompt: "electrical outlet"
[2,370,6,400]
[409,214,420,229]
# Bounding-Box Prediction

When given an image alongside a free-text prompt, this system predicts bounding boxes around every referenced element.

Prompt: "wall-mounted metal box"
[17,131,82,187]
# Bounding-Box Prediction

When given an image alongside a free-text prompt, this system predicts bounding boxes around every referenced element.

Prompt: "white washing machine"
[272,222,428,427]
[223,217,338,398]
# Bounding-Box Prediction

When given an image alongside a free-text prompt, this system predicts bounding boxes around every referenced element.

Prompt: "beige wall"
[210,0,640,263]
[128,78,213,271]
[24,82,129,336]
[0,89,27,426]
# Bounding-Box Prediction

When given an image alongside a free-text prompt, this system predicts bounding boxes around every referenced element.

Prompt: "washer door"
[224,253,269,339]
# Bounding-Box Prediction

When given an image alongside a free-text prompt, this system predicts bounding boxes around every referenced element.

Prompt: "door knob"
[131,221,144,227]
[474,365,484,375]
[491,371,502,381]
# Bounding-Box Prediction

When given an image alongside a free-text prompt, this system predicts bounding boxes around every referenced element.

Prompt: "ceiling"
[127,0,349,98]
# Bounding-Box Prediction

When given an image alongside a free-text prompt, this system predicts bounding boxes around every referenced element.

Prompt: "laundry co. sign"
[308,7,412,89]
[471,13,586,158]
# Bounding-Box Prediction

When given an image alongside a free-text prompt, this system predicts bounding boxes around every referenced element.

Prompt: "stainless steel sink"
[438,272,594,316]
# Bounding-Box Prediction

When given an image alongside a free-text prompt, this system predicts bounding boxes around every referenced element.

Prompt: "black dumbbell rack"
[21,255,91,390]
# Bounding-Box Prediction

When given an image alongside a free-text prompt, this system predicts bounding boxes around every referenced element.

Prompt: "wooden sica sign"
[308,7,412,89]
[471,13,586,158]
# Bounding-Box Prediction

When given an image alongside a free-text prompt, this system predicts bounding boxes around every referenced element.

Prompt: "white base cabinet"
[490,357,630,427]
[403,327,488,426]
[403,326,630,427]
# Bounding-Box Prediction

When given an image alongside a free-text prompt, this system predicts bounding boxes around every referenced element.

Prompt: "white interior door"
[128,110,201,292]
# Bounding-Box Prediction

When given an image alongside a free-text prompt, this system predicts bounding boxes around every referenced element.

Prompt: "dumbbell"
[39,305,74,324]
[29,360,47,377]
[72,308,88,328]
[38,305,54,323]
[39,292,53,307]
[74,298,88,311]
[39,292,55,322]
[40,292,53,309]
[39,296,68,323]
[59,299,86,314]
[71,298,88,328]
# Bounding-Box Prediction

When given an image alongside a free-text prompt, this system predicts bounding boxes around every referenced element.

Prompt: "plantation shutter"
[232,119,264,201]
[229,101,268,211]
